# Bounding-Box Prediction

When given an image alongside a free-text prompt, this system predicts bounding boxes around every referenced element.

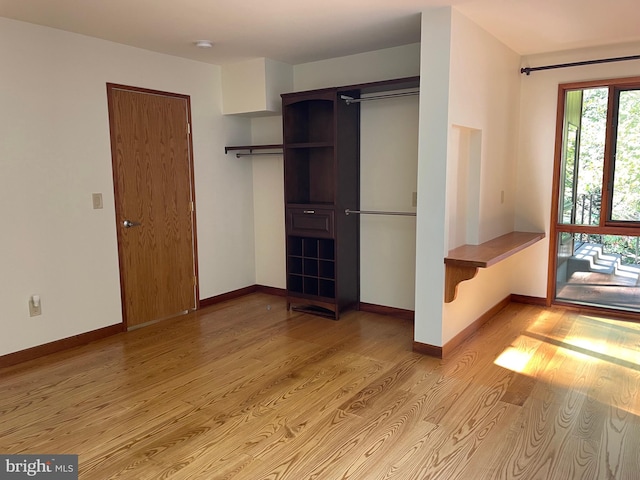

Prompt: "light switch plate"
[29,299,41,317]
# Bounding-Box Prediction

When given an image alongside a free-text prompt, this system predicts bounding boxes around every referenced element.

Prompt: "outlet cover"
[92,193,103,209]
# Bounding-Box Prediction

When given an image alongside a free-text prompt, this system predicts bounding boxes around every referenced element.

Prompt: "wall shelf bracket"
[444,265,479,303]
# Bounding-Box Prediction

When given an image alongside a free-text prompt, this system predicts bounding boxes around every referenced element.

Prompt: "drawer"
[287,208,334,238]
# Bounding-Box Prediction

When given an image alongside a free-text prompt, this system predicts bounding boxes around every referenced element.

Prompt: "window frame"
[548,76,640,305]
[604,85,640,226]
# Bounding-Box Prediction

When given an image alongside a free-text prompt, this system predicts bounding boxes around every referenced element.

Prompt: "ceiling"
[1,0,639,65]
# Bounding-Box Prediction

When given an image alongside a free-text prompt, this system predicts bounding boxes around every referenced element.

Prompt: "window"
[552,77,640,313]
[610,88,640,222]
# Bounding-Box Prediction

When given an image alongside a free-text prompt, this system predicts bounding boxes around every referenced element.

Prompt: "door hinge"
[190,201,194,212]
[187,123,191,135]
[193,276,198,287]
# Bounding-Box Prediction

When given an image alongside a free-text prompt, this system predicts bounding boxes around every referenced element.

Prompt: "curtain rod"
[521,54,640,75]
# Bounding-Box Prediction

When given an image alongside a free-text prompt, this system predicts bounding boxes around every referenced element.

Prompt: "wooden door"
[107,84,198,329]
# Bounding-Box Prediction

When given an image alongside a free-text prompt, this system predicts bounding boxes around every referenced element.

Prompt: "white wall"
[293,44,421,91]
[0,18,254,356]
[511,41,640,298]
[415,8,523,347]
[414,8,452,349]
[251,116,286,288]
[441,9,522,343]
[448,10,520,245]
[221,58,293,115]
[250,44,421,311]
[360,95,418,310]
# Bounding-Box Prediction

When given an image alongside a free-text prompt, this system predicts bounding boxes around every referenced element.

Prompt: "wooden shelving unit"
[282,76,420,319]
[282,88,358,319]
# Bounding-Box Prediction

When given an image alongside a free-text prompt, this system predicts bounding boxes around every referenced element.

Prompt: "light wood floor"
[2,293,640,479]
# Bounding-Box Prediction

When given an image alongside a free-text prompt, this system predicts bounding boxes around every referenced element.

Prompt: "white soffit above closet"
[0,0,639,65]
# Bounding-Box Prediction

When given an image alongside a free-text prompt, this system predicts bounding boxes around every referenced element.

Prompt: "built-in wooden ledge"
[444,231,545,303]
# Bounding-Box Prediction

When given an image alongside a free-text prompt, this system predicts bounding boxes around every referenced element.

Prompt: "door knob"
[123,220,141,228]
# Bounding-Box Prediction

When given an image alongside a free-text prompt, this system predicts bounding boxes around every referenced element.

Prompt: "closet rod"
[345,209,416,217]
[234,152,282,158]
[340,91,419,105]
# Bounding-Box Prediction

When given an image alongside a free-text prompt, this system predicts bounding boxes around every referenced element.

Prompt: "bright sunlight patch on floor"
[498,313,640,377]
[494,345,534,373]
[563,335,607,356]
[493,310,640,417]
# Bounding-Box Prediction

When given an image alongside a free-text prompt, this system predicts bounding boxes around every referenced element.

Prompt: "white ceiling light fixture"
[194,40,214,48]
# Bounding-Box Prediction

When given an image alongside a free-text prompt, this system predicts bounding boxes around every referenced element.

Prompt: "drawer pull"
[303,210,315,214]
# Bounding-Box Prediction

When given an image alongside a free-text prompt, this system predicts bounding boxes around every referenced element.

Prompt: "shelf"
[224,144,283,158]
[287,257,335,278]
[282,97,334,144]
[287,237,336,300]
[285,149,335,205]
[444,231,545,303]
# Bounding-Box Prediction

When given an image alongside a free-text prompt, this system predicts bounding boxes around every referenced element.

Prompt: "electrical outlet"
[92,193,103,209]
[29,297,41,317]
